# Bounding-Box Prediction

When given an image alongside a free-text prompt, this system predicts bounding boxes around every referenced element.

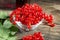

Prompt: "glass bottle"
[16,0,28,8]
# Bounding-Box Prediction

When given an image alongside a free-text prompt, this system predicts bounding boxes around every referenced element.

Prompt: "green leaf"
[0,23,17,40]
[0,27,10,39]
[10,26,18,35]
[0,22,2,27]
[10,32,16,36]
[0,11,8,19]
[7,37,16,40]
[0,38,5,40]
[0,19,17,40]
[3,20,12,29]
[0,23,10,39]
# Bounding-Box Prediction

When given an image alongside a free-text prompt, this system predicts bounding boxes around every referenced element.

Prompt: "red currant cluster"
[22,32,44,40]
[43,13,55,27]
[10,4,43,29]
[10,3,55,29]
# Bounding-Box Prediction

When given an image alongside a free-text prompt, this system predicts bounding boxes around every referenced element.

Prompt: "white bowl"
[13,16,43,31]
[16,20,43,31]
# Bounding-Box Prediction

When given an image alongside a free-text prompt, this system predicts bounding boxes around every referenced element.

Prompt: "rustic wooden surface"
[0,1,60,40]
[16,1,60,40]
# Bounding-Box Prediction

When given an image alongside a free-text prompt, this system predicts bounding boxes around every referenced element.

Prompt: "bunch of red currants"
[22,32,44,40]
[10,3,55,29]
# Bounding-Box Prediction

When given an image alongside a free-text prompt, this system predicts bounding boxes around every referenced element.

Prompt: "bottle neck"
[16,0,27,8]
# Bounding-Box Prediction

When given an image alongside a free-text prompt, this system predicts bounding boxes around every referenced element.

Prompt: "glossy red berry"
[49,23,55,27]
